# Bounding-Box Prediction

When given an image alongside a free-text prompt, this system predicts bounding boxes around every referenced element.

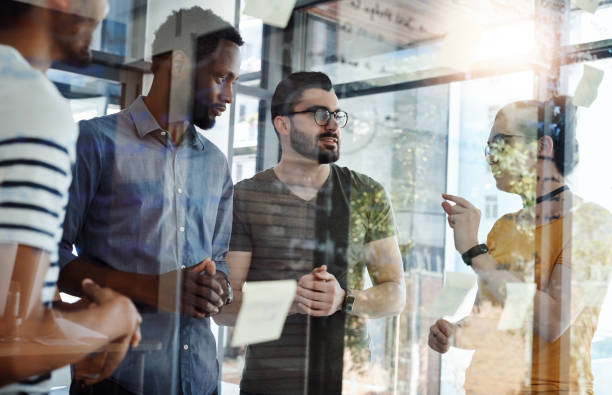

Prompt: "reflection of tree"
[488,139,538,207]
[391,128,447,210]
[391,127,447,274]
[344,181,396,377]
[339,87,450,388]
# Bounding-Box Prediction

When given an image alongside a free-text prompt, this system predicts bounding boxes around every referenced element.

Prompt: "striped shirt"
[0,44,76,307]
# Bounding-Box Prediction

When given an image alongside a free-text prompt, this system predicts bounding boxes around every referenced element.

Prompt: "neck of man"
[0,12,55,72]
[143,73,188,145]
[274,152,331,201]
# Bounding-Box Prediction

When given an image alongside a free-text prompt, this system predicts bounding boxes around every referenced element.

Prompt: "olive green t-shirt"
[230,164,396,394]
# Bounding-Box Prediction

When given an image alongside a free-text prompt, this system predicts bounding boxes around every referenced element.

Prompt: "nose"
[220,82,234,105]
[326,114,339,132]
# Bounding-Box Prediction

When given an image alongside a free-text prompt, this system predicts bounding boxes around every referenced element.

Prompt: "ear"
[538,135,554,156]
[273,115,290,137]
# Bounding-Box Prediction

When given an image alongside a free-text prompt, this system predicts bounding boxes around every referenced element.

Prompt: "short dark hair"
[0,1,32,30]
[151,7,243,72]
[495,95,578,175]
[271,71,334,127]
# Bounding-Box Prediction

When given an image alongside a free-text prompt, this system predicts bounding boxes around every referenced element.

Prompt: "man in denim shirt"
[57,8,243,395]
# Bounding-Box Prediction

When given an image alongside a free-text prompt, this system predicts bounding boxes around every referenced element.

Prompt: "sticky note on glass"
[243,0,297,29]
[435,24,482,72]
[426,272,477,318]
[573,65,604,108]
[231,280,297,347]
[440,346,475,389]
[497,282,536,330]
[573,0,599,13]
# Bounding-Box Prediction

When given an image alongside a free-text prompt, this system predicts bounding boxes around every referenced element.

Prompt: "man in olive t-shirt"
[215,71,406,394]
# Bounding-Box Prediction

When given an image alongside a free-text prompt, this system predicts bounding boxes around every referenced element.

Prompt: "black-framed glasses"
[285,106,349,128]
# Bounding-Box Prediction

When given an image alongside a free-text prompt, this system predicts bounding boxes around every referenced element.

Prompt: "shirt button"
[183,344,189,350]
[177,188,183,194]
[179,226,185,232]
[181,265,186,270]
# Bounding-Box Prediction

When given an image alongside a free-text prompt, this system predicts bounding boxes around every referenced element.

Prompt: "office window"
[4,1,612,394]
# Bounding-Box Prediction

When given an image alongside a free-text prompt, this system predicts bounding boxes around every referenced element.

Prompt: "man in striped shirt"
[0,1,142,392]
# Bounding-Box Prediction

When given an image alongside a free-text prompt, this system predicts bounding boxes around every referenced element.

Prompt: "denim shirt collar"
[128,96,206,151]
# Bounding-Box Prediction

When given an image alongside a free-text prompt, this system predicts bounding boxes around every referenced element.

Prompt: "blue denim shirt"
[59,97,233,395]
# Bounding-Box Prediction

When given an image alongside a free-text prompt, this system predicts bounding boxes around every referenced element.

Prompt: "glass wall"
[3,0,612,394]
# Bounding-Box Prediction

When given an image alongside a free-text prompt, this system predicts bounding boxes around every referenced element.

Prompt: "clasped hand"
[292,265,346,316]
[159,258,227,319]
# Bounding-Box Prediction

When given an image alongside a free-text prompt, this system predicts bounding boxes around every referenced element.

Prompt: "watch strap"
[461,243,489,266]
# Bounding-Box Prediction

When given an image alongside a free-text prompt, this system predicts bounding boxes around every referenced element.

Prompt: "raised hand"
[442,193,481,253]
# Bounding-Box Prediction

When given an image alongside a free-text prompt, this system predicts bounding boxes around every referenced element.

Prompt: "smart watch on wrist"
[342,290,355,313]
[461,243,489,266]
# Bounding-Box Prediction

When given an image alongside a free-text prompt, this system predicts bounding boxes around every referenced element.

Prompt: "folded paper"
[573,64,604,108]
[573,0,599,13]
[231,280,297,347]
[426,272,477,318]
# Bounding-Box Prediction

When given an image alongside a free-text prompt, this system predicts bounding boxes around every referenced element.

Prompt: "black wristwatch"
[461,243,488,266]
[222,275,233,305]
[342,290,355,313]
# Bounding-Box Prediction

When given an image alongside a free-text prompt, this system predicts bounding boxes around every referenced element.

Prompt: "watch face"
[225,280,233,305]
[345,294,355,312]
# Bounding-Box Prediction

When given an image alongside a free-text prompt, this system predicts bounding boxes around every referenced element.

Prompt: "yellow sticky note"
[231,280,297,347]
[573,65,604,108]
[243,0,297,29]
[573,0,599,13]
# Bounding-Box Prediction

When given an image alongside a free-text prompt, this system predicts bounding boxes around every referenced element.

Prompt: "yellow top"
[457,199,612,394]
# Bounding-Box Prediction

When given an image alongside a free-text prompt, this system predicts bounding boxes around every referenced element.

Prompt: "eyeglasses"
[285,106,349,128]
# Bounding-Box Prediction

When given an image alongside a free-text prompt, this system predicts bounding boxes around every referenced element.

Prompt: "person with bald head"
[0,0,142,393]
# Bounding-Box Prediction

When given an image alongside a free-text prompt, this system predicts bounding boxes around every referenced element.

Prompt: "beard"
[192,82,217,130]
[62,44,92,68]
[50,13,94,67]
[289,123,339,164]
[193,102,216,130]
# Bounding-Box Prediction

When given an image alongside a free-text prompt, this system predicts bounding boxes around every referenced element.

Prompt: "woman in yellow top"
[428,96,612,394]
